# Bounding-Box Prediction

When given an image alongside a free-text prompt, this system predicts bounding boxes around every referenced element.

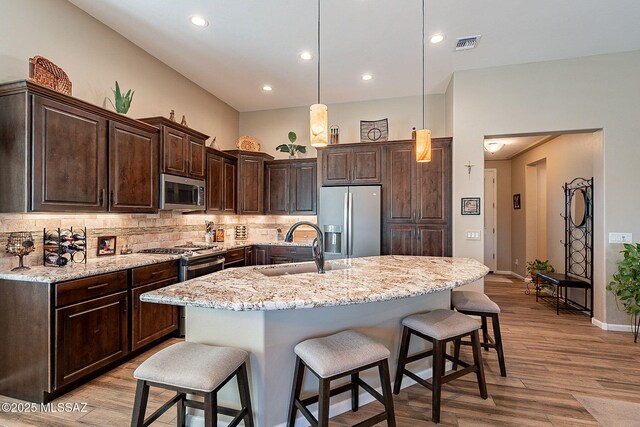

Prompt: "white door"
[484,169,497,271]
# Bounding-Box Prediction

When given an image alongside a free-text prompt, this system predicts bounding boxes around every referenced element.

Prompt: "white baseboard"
[186,365,445,427]
[493,270,512,275]
[591,317,634,332]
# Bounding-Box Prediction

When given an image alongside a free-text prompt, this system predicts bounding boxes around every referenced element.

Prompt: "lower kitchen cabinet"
[268,245,315,264]
[55,291,129,388]
[384,224,451,257]
[253,246,269,265]
[131,278,179,351]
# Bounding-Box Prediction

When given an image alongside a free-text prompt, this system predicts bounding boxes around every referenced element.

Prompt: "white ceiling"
[484,135,556,160]
[69,0,640,112]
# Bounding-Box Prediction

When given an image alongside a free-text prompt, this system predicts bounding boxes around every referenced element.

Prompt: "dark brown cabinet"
[384,224,450,257]
[268,246,314,264]
[265,162,290,214]
[226,150,274,214]
[109,121,158,213]
[55,291,129,388]
[206,149,237,213]
[140,117,208,180]
[265,159,317,215]
[253,246,269,265]
[320,145,381,185]
[290,160,317,215]
[131,278,179,351]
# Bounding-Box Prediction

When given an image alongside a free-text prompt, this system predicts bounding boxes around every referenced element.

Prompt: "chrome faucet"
[284,222,325,274]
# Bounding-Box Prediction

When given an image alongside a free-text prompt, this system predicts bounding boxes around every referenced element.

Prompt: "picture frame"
[461,197,481,215]
[97,236,117,256]
[513,194,521,210]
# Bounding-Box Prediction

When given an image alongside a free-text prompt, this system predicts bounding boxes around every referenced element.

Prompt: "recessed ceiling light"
[262,85,273,92]
[190,15,209,27]
[361,74,373,81]
[429,33,445,44]
[299,51,313,60]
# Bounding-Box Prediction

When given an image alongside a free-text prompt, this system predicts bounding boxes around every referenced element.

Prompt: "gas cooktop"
[139,243,225,258]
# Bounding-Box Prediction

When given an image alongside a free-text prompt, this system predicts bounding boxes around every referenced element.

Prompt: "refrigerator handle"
[348,192,354,256]
[343,192,349,257]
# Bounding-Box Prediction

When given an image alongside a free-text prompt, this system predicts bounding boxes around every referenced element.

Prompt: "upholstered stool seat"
[131,342,254,427]
[288,330,396,427]
[451,290,507,377]
[294,330,390,378]
[451,291,501,314]
[394,309,488,424]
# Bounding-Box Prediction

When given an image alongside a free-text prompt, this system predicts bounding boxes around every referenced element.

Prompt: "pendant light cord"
[422,0,425,130]
[317,0,321,104]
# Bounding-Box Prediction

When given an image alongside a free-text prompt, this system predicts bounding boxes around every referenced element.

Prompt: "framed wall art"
[513,194,521,209]
[461,197,481,215]
[360,118,388,142]
[97,236,117,256]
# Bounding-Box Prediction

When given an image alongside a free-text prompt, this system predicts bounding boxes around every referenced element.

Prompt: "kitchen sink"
[257,262,351,277]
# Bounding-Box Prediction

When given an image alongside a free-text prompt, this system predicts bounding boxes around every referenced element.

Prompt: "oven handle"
[186,258,225,271]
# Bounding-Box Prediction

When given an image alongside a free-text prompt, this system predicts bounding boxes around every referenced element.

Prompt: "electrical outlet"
[609,232,633,244]
[466,230,481,241]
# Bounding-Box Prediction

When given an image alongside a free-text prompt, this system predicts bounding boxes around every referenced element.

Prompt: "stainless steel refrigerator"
[319,186,381,259]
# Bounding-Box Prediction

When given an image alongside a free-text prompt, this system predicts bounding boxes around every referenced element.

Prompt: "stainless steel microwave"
[160,174,206,211]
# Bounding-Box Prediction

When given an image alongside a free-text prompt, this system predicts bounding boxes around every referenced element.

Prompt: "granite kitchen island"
[141,256,489,427]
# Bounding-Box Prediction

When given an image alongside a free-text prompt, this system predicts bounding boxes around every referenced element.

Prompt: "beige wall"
[452,50,640,325]
[0,0,239,147]
[239,94,446,159]
[484,160,511,272]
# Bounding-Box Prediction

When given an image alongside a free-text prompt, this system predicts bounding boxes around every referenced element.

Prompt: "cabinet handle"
[123,298,128,314]
[151,269,169,276]
[110,190,114,205]
[99,189,105,207]
[87,283,109,290]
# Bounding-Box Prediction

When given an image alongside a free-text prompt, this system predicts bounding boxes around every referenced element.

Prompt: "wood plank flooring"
[1,274,639,426]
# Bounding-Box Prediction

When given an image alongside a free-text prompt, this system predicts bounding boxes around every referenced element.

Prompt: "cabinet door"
[223,159,237,213]
[55,291,128,388]
[270,256,293,264]
[32,96,108,212]
[244,246,253,267]
[238,155,264,214]
[416,140,451,223]
[322,149,351,185]
[416,225,451,257]
[188,136,206,179]
[131,278,178,351]
[384,143,415,221]
[206,153,224,212]
[253,246,269,265]
[162,127,187,176]
[109,122,158,213]
[290,161,317,215]
[265,163,290,215]
[383,224,415,256]
[352,146,382,183]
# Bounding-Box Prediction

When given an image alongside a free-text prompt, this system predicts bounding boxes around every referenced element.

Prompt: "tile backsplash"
[0,212,316,271]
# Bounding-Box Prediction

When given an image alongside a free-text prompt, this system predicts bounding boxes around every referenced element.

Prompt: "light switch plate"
[466,230,481,241]
[609,232,632,244]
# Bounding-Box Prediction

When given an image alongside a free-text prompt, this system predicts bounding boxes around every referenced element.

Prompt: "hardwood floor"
[1,274,639,426]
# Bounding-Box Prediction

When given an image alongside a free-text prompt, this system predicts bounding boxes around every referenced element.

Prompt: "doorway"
[525,159,548,263]
[484,169,497,272]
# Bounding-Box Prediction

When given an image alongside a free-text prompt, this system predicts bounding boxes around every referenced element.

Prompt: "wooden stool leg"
[203,392,217,427]
[393,326,411,394]
[491,314,507,377]
[176,393,186,427]
[287,357,305,427]
[470,331,488,399]
[431,339,444,424]
[378,359,396,427]
[351,372,359,411]
[452,338,461,370]
[318,378,331,427]
[481,316,489,351]
[237,363,255,427]
[131,380,149,427]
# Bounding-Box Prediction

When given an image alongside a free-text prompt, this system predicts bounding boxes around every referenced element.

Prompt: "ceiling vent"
[455,35,481,51]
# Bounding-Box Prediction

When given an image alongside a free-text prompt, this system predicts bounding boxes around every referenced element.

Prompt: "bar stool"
[131,341,254,427]
[451,290,507,377]
[287,330,396,427]
[394,309,488,424]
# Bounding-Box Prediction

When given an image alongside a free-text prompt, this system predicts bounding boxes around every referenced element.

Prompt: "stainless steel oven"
[160,174,206,211]
[180,253,225,281]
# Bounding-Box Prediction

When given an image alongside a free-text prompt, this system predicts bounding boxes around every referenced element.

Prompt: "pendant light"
[416,0,432,162]
[310,0,328,148]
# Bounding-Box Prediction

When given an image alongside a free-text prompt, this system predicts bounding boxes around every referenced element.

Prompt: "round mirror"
[570,189,587,227]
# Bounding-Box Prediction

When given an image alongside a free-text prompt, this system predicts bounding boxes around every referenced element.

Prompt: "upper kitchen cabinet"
[225,150,274,214]
[0,80,160,213]
[319,144,382,185]
[139,116,208,180]
[206,148,237,213]
[265,159,317,215]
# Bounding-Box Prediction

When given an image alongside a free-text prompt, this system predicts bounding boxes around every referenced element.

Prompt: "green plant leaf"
[288,131,297,143]
[275,144,291,153]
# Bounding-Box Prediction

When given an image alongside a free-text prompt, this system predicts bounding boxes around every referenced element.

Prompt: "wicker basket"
[29,56,72,96]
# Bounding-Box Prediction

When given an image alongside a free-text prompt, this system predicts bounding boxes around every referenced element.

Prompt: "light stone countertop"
[140,256,490,311]
[217,240,313,249]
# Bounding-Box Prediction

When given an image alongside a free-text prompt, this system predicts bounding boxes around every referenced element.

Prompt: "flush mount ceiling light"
[262,85,273,92]
[361,74,373,81]
[310,0,328,148]
[484,141,505,153]
[189,15,209,27]
[300,51,313,60]
[416,0,432,163]
[429,33,445,44]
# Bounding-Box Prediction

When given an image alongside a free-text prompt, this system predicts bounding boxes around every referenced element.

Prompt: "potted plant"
[607,243,640,343]
[276,131,307,158]
[108,81,135,114]
[526,259,555,293]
